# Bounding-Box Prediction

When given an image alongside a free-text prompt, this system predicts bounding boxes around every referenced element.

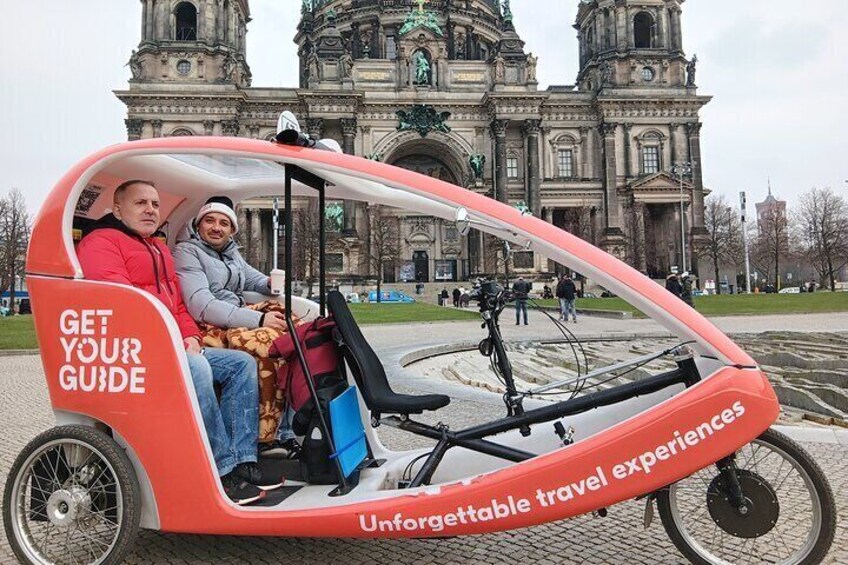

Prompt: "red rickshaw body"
[25,137,779,537]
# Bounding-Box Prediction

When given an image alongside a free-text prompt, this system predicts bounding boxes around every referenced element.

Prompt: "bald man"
[77,180,282,505]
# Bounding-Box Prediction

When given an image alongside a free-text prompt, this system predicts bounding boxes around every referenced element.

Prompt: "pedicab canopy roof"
[26,137,755,367]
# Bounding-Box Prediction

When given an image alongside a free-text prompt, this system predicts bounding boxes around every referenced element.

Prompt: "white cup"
[270,269,286,296]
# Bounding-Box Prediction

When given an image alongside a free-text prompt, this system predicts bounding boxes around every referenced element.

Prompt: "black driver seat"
[327,290,451,418]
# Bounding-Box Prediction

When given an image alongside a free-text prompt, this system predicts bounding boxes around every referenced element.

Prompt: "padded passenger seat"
[327,290,450,417]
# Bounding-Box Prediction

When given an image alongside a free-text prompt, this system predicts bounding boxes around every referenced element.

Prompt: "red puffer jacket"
[77,215,200,340]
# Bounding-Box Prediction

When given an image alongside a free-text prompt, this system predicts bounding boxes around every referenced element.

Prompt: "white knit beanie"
[195,202,239,235]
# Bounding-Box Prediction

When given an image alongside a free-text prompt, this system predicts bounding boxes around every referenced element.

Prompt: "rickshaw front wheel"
[656,428,836,565]
[3,425,141,565]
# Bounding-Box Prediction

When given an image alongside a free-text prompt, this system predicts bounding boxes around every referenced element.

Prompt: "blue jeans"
[515,299,528,324]
[561,298,577,321]
[275,406,297,442]
[187,349,258,476]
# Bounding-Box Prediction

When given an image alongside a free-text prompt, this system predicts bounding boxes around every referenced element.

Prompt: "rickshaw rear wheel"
[656,428,836,565]
[2,425,141,565]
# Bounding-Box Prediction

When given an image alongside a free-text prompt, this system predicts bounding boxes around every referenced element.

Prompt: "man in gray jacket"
[174,197,298,457]
[174,198,284,330]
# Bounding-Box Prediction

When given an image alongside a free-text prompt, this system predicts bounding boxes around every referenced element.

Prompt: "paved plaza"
[1,312,846,564]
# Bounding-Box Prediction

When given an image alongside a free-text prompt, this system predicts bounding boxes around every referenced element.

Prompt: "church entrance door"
[413,251,430,282]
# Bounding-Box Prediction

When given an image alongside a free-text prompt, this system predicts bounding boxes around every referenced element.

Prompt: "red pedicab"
[3,117,836,565]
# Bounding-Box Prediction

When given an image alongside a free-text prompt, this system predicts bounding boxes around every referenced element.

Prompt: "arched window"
[634,12,654,49]
[175,2,198,41]
[506,153,520,179]
[637,130,664,175]
[550,134,580,179]
[169,127,195,137]
[586,28,595,58]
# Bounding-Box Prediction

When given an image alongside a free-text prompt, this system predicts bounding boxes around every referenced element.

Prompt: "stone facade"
[116,0,710,282]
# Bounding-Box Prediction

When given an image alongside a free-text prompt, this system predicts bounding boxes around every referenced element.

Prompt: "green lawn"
[536,292,848,318]
[349,302,480,325]
[2,293,847,350]
[0,316,39,350]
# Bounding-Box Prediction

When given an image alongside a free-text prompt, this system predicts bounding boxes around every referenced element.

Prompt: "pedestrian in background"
[512,277,532,325]
[557,275,578,323]
[452,287,461,307]
[665,273,682,298]
[681,272,695,307]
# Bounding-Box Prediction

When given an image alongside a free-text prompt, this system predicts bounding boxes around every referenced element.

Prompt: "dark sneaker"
[281,439,301,460]
[258,438,301,460]
[258,440,288,458]
[234,462,285,491]
[221,473,265,506]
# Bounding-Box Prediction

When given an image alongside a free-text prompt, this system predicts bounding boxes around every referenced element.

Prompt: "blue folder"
[329,386,368,478]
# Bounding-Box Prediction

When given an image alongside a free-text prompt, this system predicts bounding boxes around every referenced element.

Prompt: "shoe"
[221,473,265,506]
[259,438,301,460]
[281,438,301,460]
[234,462,285,491]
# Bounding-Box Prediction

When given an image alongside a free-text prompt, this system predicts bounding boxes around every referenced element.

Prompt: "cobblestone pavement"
[1,313,846,564]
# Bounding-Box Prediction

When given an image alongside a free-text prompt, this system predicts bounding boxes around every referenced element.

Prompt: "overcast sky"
[2,1,846,215]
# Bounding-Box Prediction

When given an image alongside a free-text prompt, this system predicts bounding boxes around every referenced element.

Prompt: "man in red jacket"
[77,180,282,505]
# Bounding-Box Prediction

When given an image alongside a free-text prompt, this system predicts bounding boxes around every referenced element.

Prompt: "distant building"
[116,0,710,282]
[755,182,787,230]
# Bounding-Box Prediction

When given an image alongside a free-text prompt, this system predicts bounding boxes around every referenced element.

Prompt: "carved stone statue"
[415,53,431,85]
[307,52,320,82]
[126,50,142,80]
[339,52,354,78]
[686,54,698,86]
[301,0,312,14]
[493,54,506,82]
[525,52,538,82]
[222,52,238,81]
[600,61,613,87]
[469,154,486,179]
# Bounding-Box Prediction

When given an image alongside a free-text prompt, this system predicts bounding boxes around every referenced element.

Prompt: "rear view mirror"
[455,207,471,237]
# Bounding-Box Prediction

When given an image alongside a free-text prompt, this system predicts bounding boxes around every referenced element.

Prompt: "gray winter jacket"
[173,235,270,329]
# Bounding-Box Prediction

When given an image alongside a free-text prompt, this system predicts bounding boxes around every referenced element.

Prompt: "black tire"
[3,425,142,565]
[657,428,836,565]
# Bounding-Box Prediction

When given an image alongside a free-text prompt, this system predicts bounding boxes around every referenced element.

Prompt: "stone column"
[447,22,457,60]
[623,123,633,178]
[250,209,263,269]
[687,122,706,228]
[669,123,679,165]
[217,0,225,43]
[600,122,624,254]
[658,8,669,49]
[141,0,149,41]
[579,126,590,178]
[125,119,144,141]
[627,8,635,49]
[197,1,205,42]
[236,204,249,251]
[672,9,683,51]
[151,119,163,138]
[341,118,358,236]
[523,119,542,217]
[306,118,324,140]
[156,0,167,39]
[615,5,627,52]
[491,119,509,203]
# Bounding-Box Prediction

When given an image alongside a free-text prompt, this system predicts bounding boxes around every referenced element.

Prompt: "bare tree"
[699,195,742,294]
[366,205,401,303]
[0,189,31,308]
[795,187,848,291]
[752,205,789,287]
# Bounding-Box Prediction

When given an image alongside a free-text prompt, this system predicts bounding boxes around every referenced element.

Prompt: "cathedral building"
[116,0,710,283]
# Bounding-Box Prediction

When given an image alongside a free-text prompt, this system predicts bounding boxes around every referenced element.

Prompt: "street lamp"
[671,161,694,273]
